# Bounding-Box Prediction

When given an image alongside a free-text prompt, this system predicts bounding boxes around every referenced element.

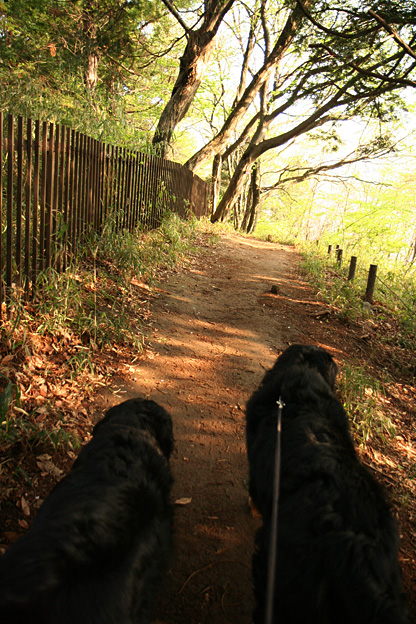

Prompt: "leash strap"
[265,397,285,624]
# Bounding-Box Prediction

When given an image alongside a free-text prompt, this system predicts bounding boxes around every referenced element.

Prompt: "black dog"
[246,344,408,624]
[0,398,174,624]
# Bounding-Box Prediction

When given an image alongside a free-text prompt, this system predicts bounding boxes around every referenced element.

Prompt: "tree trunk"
[211,154,222,208]
[82,5,99,93]
[152,30,216,157]
[85,51,99,91]
[241,161,260,233]
[153,0,235,158]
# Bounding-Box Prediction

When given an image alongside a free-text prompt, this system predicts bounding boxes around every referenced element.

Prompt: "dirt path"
[98,233,381,624]
[140,237,288,624]
[110,234,290,624]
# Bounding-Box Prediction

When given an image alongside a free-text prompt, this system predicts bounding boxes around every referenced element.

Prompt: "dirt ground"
[96,233,415,623]
[1,232,415,622]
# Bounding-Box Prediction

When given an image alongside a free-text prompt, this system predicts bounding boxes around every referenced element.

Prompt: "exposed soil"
[1,232,415,623]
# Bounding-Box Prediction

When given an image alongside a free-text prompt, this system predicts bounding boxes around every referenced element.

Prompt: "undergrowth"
[298,240,415,446]
[0,212,203,457]
[299,241,416,339]
[337,364,396,446]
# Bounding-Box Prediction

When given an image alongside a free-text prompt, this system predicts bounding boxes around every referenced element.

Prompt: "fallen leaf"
[175,497,192,506]
[36,460,62,479]
[20,496,30,517]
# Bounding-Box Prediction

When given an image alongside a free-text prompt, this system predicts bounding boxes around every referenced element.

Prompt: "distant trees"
[205,2,416,224]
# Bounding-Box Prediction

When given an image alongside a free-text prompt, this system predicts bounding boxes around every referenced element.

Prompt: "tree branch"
[310,43,416,88]
[160,0,190,33]
[368,9,416,61]
[296,0,379,40]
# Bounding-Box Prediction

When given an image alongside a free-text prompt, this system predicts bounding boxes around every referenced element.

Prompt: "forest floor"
[0,231,415,623]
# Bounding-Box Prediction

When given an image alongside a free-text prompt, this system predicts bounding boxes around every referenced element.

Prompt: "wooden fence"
[0,113,211,315]
[328,244,379,304]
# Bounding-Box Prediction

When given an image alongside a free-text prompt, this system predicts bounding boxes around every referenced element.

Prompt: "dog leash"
[265,396,285,624]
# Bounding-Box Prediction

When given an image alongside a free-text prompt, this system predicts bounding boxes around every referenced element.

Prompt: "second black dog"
[246,344,408,624]
[0,397,174,624]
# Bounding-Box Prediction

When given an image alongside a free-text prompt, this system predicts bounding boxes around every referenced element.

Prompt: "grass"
[0,377,79,452]
[337,363,396,446]
[0,211,206,458]
[295,239,415,447]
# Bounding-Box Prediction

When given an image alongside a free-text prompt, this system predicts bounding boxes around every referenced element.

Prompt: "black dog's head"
[94,398,174,459]
[247,345,338,436]
[272,344,338,390]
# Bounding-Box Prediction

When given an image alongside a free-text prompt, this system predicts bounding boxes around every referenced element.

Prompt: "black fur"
[0,398,174,624]
[246,344,408,624]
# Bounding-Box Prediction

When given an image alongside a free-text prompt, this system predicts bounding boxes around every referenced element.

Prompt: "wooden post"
[364,264,377,303]
[24,118,32,299]
[336,248,343,266]
[7,115,13,295]
[0,112,3,319]
[327,244,332,255]
[348,256,357,281]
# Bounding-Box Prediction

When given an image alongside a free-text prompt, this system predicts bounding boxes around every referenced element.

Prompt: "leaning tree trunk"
[152,30,216,157]
[211,148,256,223]
[153,0,235,158]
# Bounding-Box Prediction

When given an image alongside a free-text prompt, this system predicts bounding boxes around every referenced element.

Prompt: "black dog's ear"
[139,400,174,459]
[97,399,174,459]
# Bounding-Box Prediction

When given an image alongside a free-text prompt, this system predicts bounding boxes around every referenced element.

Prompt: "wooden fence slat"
[56,125,65,272]
[116,145,123,228]
[7,115,14,294]
[45,122,55,270]
[52,123,60,269]
[0,112,3,317]
[63,127,71,271]
[32,120,40,293]
[71,131,79,251]
[98,140,105,232]
[38,122,47,275]
[24,118,32,298]
[77,132,84,241]
[16,116,25,288]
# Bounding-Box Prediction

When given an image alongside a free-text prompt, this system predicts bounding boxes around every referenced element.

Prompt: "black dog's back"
[246,345,409,624]
[0,398,174,624]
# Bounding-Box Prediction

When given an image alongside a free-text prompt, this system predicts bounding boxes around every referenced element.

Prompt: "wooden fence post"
[348,256,357,281]
[327,244,332,255]
[336,248,343,266]
[7,115,13,296]
[364,264,377,303]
